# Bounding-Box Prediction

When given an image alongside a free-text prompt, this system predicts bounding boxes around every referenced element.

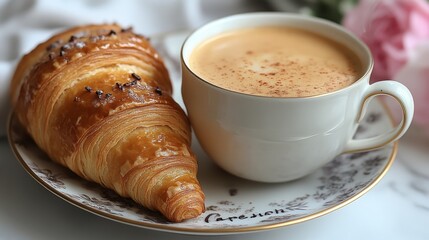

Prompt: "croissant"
[10,24,205,222]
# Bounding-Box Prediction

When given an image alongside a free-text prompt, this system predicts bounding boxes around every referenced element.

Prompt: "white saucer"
[7,31,397,235]
[8,98,396,234]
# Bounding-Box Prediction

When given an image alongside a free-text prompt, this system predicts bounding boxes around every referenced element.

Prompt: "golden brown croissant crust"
[10,24,205,222]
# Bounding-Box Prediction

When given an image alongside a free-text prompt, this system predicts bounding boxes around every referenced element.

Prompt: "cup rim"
[181,12,374,100]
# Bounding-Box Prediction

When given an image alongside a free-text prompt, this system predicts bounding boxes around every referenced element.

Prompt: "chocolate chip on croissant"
[10,24,205,222]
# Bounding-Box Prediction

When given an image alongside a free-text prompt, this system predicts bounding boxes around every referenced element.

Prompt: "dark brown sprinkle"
[96,90,103,97]
[155,87,162,95]
[60,50,66,57]
[115,82,124,91]
[85,86,92,92]
[123,82,131,87]
[105,93,112,99]
[121,27,133,33]
[46,44,55,51]
[131,73,141,80]
[130,80,138,86]
[108,30,117,36]
[69,35,77,42]
[61,44,71,51]
[48,52,55,60]
[46,40,60,51]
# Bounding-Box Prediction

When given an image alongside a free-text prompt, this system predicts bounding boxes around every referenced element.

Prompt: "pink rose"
[343,0,429,81]
[343,0,429,135]
[387,43,429,134]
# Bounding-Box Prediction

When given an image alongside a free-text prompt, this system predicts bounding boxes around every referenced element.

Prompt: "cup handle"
[344,81,414,153]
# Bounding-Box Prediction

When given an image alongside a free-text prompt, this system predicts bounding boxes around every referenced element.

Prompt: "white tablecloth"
[1,1,428,239]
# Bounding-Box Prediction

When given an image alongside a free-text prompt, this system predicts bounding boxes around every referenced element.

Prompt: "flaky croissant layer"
[10,24,205,222]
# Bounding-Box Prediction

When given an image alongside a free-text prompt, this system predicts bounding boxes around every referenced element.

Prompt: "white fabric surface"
[0,0,268,136]
[1,2,429,240]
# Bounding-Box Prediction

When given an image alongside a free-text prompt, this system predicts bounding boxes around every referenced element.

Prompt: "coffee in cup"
[189,26,362,97]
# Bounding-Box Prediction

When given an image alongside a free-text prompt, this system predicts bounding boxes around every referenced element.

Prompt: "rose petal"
[344,0,429,135]
[342,0,379,36]
[391,43,429,133]
[408,12,429,37]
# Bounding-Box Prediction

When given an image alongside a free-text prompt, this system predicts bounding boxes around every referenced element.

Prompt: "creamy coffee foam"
[189,26,362,97]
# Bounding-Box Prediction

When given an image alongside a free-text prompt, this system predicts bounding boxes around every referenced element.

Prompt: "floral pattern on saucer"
[9,99,395,234]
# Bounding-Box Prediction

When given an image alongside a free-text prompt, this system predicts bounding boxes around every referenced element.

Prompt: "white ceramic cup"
[181,13,414,183]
